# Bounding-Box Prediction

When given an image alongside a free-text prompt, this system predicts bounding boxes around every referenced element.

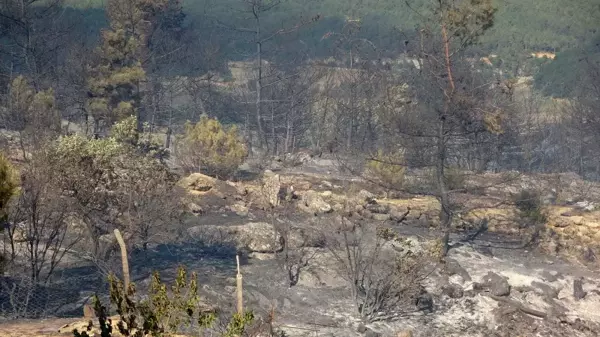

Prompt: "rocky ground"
[2,157,600,336]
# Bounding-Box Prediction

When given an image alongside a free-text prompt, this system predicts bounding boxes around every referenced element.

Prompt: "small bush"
[366,150,406,189]
[174,116,247,179]
[0,154,15,274]
[0,153,17,214]
[513,189,546,225]
[445,167,466,191]
[73,266,255,337]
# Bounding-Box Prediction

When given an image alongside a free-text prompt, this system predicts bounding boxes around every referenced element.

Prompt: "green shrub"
[445,167,466,191]
[174,116,248,179]
[0,153,17,273]
[0,153,17,214]
[513,189,547,225]
[73,266,255,337]
[366,150,406,189]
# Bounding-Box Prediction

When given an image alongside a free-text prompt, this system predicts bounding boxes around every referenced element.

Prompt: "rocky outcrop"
[188,222,282,253]
[298,190,332,215]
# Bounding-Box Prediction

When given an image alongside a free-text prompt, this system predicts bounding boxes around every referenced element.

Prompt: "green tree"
[2,76,61,159]
[174,116,248,179]
[86,0,168,136]
[394,0,498,255]
[50,118,180,262]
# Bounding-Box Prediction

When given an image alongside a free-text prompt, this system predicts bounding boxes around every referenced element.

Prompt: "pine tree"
[86,0,169,136]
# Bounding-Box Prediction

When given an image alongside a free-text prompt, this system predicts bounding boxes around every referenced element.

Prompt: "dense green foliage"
[534,34,600,97]
[62,0,599,70]
[174,116,248,179]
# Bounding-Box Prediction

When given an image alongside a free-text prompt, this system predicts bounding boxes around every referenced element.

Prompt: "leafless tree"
[4,151,80,284]
[325,215,432,321]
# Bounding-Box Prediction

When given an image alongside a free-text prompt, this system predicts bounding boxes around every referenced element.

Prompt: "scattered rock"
[416,291,434,312]
[187,222,282,253]
[298,190,333,215]
[531,281,559,299]
[332,203,344,212]
[442,283,464,299]
[229,202,249,217]
[262,173,282,207]
[444,258,472,282]
[478,246,494,257]
[358,189,375,201]
[187,202,204,215]
[249,252,276,260]
[574,200,595,211]
[321,180,333,188]
[541,270,561,282]
[573,278,587,300]
[481,271,511,297]
[83,303,95,319]
[357,324,368,333]
[283,151,313,166]
[321,190,333,198]
[372,213,391,221]
[178,173,215,193]
[396,330,413,337]
[389,208,410,222]
[366,203,390,214]
[582,247,597,262]
[365,329,382,337]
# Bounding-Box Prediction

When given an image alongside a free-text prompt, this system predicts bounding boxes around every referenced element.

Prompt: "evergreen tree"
[86,0,169,135]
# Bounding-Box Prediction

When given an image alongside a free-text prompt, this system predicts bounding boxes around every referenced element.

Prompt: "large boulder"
[178,173,216,194]
[298,190,332,215]
[178,173,240,200]
[188,222,282,253]
[358,189,375,202]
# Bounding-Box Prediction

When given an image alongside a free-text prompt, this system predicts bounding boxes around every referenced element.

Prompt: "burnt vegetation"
[0,0,598,335]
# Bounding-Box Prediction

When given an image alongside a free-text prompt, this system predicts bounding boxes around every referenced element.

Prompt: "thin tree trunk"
[254,9,266,150]
[437,117,451,256]
[441,23,455,92]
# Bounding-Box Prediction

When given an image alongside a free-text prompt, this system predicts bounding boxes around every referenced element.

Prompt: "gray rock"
[582,247,597,262]
[416,292,434,312]
[531,281,559,299]
[482,271,511,296]
[361,209,373,219]
[187,222,282,253]
[372,213,391,221]
[366,203,390,214]
[357,324,368,333]
[365,329,382,337]
[575,200,595,211]
[358,189,375,201]
[442,283,464,299]
[478,246,494,257]
[187,202,204,215]
[444,258,472,282]
[541,270,561,282]
[321,180,333,188]
[390,208,410,222]
[332,203,344,212]
[298,190,332,215]
[574,278,587,300]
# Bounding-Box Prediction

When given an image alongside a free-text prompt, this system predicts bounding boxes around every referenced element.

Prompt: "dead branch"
[486,293,548,319]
